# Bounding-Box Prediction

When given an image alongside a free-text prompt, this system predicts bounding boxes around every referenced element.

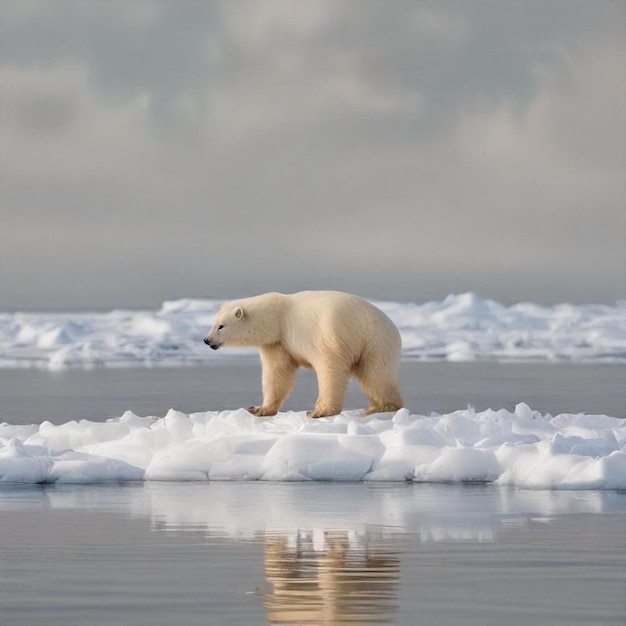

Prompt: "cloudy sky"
[1,0,624,310]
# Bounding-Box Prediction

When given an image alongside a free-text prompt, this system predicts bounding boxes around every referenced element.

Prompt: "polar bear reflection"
[259,529,399,624]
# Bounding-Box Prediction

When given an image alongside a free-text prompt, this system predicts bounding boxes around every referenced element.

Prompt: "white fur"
[204,291,403,417]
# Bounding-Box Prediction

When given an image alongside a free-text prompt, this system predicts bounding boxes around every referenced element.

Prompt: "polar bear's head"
[203,295,282,350]
[203,303,246,350]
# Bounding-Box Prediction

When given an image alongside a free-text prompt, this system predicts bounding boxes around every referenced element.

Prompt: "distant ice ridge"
[0,293,625,369]
[1,404,624,489]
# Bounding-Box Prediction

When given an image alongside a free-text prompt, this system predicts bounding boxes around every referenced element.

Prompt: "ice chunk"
[0,406,624,488]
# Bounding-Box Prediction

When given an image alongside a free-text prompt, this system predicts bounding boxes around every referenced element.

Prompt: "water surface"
[1,361,624,424]
[1,482,625,625]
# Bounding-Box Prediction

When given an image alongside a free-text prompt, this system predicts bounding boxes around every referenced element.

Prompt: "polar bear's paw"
[247,405,278,417]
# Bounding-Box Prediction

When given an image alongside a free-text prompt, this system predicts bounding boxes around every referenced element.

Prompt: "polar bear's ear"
[234,306,245,320]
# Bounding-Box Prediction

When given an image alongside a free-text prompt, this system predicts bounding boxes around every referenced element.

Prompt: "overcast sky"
[1,0,624,310]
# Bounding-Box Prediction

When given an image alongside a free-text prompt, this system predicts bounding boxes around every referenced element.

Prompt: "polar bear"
[203,291,403,418]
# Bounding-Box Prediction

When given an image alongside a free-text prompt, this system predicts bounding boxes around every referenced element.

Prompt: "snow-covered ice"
[1,404,624,489]
[1,293,625,369]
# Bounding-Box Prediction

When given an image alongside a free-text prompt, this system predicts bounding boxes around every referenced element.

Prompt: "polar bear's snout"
[204,336,220,350]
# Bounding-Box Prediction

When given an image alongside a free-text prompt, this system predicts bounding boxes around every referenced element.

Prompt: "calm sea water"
[1,361,624,424]
[0,362,625,625]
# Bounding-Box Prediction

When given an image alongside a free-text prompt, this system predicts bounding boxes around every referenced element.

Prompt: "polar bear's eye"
[218,324,224,331]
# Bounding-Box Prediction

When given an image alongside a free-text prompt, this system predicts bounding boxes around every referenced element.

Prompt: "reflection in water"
[261,529,399,625]
[2,483,625,625]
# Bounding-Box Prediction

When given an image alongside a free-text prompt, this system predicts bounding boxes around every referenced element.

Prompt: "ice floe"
[0,293,624,368]
[1,403,624,489]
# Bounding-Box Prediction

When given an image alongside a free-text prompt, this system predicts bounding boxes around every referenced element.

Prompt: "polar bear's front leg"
[248,345,297,416]
[308,363,349,418]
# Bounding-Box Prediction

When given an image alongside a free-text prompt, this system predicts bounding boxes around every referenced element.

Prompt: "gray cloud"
[1,0,624,310]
